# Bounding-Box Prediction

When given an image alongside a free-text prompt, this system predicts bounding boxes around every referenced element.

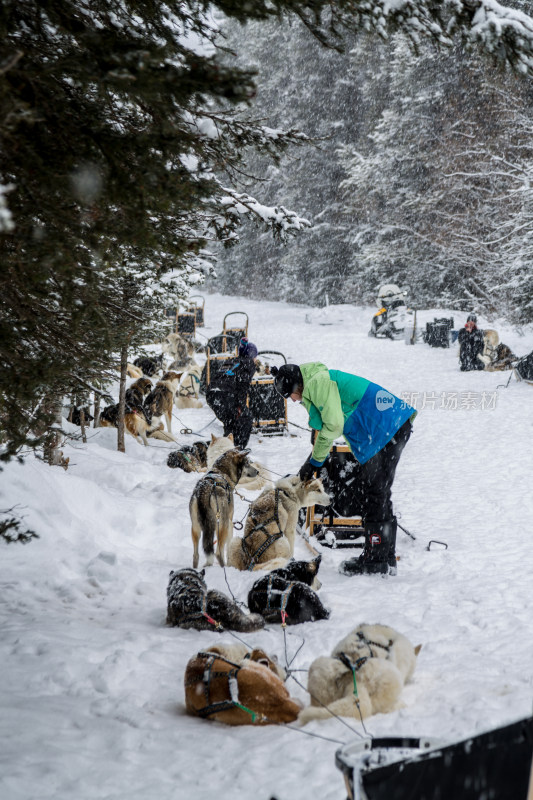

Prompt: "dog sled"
[423,317,454,348]
[248,351,289,436]
[223,311,248,344]
[335,714,533,800]
[304,436,365,548]
[514,349,533,385]
[187,295,205,327]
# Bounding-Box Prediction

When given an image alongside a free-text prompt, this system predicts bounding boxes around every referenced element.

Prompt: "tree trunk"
[42,396,69,469]
[93,391,101,428]
[117,345,128,452]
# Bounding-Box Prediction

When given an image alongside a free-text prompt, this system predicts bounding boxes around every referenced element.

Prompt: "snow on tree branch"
[218,188,312,242]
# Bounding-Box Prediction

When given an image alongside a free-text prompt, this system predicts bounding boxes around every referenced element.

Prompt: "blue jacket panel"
[342,382,414,464]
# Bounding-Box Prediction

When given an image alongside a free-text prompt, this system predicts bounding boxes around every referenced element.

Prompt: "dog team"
[83,313,422,730]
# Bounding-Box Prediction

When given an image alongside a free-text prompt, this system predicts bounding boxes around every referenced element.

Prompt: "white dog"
[207,434,272,491]
[298,623,421,725]
[227,474,330,571]
[175,363,203,409]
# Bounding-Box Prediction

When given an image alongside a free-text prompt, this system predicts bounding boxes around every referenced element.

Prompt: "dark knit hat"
[466,313,477,323]
[238,338,258,359]
[271,364,303,398]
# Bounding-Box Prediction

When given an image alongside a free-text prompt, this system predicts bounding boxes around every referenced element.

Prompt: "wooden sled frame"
[223,311,248,346]
[248,351,288,436]
[187,295,205,327]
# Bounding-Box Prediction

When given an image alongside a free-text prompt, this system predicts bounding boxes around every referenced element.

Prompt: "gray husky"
[189,448,258,568]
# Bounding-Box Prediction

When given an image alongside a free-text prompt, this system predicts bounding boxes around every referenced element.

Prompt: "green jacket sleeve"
[304,372,345,464]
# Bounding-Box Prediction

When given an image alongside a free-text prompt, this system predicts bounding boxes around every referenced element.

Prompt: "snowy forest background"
[210,1,533,325]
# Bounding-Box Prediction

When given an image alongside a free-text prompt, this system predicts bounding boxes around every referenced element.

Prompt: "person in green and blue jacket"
[270,362,415,577]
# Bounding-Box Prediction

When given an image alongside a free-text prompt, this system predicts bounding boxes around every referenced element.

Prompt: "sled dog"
[133,353,164,377]
[184,645,301,725]
[99,378,174,445]
[175,363,203,409]
[247,557,330,624]
[189,448,259,568]
[207,433,272,491]
[167,440,208,473]
[298,623,421,725]
[227,475,330,572]
[143,371,182,433]
[166,568,264,632]
[162,332,195,367]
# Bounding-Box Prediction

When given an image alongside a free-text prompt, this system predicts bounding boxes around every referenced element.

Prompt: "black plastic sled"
[336,715,533,800]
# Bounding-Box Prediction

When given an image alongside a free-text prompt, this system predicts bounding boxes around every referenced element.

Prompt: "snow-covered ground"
[2,292,533,800]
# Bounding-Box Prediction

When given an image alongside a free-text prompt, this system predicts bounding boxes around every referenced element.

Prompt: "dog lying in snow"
[184,643,302,725]
[167,441,208,473]
[166,568,264,632]
[298,623,421,725]
[175,363,203,409]
[227,474,330,572]
[133,353,164,377]
[162,332,196,367]
[99,378,174,445]
[189,448,259,569]
[247,557,330,624]
[207,433,272,491]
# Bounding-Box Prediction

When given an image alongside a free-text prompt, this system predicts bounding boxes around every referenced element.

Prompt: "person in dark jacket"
[206,339,258,449]
[271,361,416,577]
[458,314,485,371]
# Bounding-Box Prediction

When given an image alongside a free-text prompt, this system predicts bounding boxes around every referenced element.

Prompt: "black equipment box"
[423,317,454,348]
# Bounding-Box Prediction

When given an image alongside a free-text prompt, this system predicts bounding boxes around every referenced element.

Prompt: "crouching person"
[271,362,415,577]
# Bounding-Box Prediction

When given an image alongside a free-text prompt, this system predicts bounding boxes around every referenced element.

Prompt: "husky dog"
[133,353,164,377]
[167,441,208,473]
[175,363,203,409]
[207,433,272,491]
[247,557,330,625]
[184,645,301,725]
[143,371,182,433]
[203,642,286,681]
[227,475,330,572]
[126,363,143,379]
[166,568,264,632]
[68,406,94,426]
[162,332,195,367]
[298,623,421,725]
[484,343,517,371]
[100,377,174,445]
[189,448,259,568]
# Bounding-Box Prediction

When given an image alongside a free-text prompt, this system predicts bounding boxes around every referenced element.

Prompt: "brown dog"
[184,644,301,725]
[143,371,182,433]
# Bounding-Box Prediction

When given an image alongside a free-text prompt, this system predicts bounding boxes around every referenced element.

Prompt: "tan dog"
[479,329,499,367]
[298,623,421,725]
[143,371,182,433]
[207,433,272,491]
[485,343,517,371]
[126,363,143,379]
[99,378,176,446]
[227,475,330,572]
[175,363,203,409]
[162,332,195,367]
[184,644,301,725]
[190,448,259,568]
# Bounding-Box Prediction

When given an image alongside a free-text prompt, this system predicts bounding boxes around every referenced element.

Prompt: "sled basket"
[423,317,454,348]
[176,311,196,338]
[515,350,533,384]
[223,311,248,345]
[336,715,533,800]
[187,295,205,327]
[206,332,240,356]
[201,350,235,394]
[305,440,365,547]
[248,351,288,436]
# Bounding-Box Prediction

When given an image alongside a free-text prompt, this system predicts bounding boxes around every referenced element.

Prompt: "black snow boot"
[339,520,395,576]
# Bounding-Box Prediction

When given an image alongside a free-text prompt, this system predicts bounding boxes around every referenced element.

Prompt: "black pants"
[206,388,253,449]
[357,419,412,522]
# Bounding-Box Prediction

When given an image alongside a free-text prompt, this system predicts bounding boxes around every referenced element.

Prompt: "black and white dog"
[247,557,330,625]
[166,568,264,632]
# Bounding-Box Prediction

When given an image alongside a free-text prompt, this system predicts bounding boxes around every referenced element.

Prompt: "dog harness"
[336,652,369,702]
[253,575,296,625]
[185,652,264,722]
[241,488,285,570]
[178,373,200,398]
[355,630,393,658]
[168,586,221,629]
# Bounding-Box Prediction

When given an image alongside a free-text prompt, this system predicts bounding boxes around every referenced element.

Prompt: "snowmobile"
[369,284,416,342]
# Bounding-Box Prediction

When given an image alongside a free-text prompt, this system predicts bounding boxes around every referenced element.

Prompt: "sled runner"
[248,351,288,436]
[336,715,533,800]
[187,295,205,327]
[304,438,365,548]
